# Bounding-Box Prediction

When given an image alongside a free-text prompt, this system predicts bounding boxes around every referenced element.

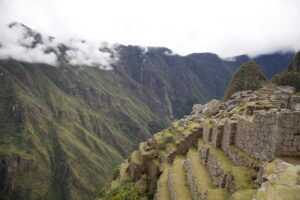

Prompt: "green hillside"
[224,61,267,100]
[273,51,300,91]
[0,50,295,200]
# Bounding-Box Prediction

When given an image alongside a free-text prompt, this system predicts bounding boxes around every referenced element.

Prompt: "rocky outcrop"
[254,159,300,200]
[0,155,34,199]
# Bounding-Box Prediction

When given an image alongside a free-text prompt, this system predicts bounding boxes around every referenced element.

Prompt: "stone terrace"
[114,85,300,200]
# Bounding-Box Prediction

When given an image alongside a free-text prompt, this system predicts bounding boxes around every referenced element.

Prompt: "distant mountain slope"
[234,52,295,79]
[0,23,296,200]
[273,51,300,91]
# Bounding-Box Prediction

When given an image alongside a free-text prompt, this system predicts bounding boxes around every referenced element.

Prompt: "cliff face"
[105,84,300,200]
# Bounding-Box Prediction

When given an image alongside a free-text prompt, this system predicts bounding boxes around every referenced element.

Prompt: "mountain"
[103,83,300,200]
[273,52,300,91]
[224,61,267,100]
[0,23,296,200]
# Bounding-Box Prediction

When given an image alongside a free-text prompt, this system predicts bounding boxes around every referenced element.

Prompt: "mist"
[0,0,300,64]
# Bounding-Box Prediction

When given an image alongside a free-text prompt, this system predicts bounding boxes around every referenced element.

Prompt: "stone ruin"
[199,85,300,162]
[112,84,300,200]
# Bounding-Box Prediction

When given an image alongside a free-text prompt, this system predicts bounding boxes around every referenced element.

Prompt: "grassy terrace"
[170,156,192,200]
[156,164,171,200]
[187,149,229,200]
[198,139,256,194]
[228,145,261,166]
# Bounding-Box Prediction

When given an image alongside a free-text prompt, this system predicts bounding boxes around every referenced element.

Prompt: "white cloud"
[0,23,58,65]
[64,39,117,69]
[0,0,300,57]
[0,23,118,69]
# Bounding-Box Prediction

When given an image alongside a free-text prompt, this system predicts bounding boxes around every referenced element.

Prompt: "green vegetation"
[98,182,144,200]
[187,149,214,190]
[273,52,300,91]
[0,61,170,200]
[171,156,192,200]
[224,61,267,100]
[198,140,255,190]
[187,149,229,200]
[156,164,171,200]
[273,71,300,91]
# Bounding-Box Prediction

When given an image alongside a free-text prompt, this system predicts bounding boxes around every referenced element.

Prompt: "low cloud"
[0,23,118,69]
[0,23,58,65]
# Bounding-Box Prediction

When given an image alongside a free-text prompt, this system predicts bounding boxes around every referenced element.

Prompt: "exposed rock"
[0,155,34,198]
[254,159,300,200]
[202,99,222,117]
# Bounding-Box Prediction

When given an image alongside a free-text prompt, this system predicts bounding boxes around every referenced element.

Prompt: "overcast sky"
[1,0,300,57]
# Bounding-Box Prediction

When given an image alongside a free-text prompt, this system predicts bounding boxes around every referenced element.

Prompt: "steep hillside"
[0,59,171,200]
[0,23,296,200]
[0,54,244,200]
[103,84,300,200]
[224,61,267,100]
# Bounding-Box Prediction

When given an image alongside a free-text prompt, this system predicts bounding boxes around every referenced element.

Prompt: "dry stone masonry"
[110,84,300,200]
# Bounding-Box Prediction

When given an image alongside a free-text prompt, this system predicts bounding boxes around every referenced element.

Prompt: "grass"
[198,139,255,191]
[0,62,174,200]
[187,149,229,200]
[187,149,214,190]
[228,145,260,166]
[231,189,256,200]
[156,164,171,200]
[170,156,192,200]
[130,150,142,165]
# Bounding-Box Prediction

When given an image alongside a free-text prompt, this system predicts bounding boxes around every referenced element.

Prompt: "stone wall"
[200,109,300,164]
[183,159,202,200]
[221,120,237,151]
[198,145,236,193]
[276,111,300,156]
[203,121,214,144]
[167,129,203,164]
[212,124,224,149]
[230,110,300,161]
[235,111,278,161]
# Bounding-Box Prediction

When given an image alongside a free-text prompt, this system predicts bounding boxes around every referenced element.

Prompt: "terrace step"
[155,164,171,200]
[167,156,192,200]
[198,139,256,194]
[184,148,228,200]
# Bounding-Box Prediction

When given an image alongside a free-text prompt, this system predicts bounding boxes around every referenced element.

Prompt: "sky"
[0,0,300,57]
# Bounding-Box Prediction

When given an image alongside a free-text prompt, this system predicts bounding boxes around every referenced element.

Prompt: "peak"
[9,22,31,30]
[224,61,267,100]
